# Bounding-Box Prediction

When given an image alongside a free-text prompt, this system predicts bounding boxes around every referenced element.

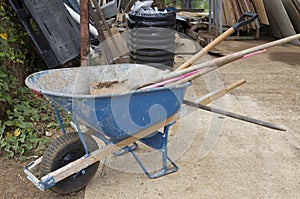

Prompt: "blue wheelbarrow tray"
[25,64,190,141]
[24,64,191,191]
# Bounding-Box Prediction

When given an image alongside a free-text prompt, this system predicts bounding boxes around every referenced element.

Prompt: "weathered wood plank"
[252,0,270,25]
[223,0,236,27]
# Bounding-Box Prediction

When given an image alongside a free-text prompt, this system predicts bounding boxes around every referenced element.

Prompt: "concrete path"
[85,39,300,198]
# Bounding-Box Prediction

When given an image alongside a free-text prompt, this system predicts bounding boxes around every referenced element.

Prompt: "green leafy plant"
[0,86,73,160]
[0,88,48,160]
[0,1,70,160]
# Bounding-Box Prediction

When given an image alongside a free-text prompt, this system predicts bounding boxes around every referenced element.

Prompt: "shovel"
[175,12,258,71]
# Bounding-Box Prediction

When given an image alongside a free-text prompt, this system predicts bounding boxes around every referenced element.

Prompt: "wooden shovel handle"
[175,12,258,71]
[175,27,235,71]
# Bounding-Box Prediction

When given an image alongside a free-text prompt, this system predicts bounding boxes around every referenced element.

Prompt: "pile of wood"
[221,0,264,30]
[221,0,300,44]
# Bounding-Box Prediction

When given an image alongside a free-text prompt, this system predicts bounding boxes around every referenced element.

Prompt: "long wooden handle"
[175,28,235,71]
[136,33,300,90]
[175,12,258,71]
[166,33,300,87]
[198,79,246,105]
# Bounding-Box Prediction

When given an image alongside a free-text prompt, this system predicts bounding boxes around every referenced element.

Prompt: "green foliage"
[0,66,16,106]
[0,1,65,161]
[161,0,209,10]
[0,85,72,160]
[0,89,51,160]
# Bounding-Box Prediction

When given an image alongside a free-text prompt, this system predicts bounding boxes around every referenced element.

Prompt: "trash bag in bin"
[127,1,176,69]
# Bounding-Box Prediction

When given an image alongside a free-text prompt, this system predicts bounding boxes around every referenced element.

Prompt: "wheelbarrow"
[24,32,298,195]
[24,64,191,194]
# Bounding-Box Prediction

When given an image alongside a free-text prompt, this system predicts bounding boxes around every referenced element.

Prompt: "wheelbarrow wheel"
[40,132,99,195]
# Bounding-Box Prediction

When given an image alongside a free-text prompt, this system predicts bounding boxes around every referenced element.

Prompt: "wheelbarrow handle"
[233,12,258,31]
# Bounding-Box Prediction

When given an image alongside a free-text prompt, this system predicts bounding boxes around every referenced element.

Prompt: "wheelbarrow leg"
[114,142,139,156]
[129,122,178,179]
[72,114,90,156]
[53,103,66,135]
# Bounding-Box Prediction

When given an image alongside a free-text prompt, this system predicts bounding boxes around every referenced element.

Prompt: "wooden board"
[252,0,270,25]
[222,3,228,26]
[231,0,242,22]
[263,0,300,45]
[222,0,236,27]
[282,0,300,33]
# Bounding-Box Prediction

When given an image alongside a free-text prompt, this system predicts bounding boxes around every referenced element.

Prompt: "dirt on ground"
[0,37,299,198]
[0,158,84,199]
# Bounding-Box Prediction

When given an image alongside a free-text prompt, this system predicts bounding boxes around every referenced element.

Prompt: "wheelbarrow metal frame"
[24,114,177,191]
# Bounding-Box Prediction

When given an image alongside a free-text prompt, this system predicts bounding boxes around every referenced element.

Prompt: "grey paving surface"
[85,39,300,198]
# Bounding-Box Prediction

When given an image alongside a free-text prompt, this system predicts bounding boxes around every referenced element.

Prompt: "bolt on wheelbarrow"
[24,64,191,194]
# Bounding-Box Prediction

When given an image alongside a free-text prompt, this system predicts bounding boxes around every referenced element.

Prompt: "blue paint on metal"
[25,64,191,141]
[53,103,66,135]
[114,142,138,156]
[45,85,189,141]
[41,176,56,189]
[161,122,175,172]
[140,122,175,150]
[25,64,190,180]
[128,121,178,178]
[140,131,164,150]
[72,115,90,155]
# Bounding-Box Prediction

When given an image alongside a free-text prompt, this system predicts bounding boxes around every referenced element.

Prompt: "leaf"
[19,156,27,161]
[47,121,58,128]
[13,128,21,137]
[0,52,6,57]
[0,141,7,148]
[5,132,11,138]
[0,70,7,78]
[0,33,8,40]
[41,115,49,121]
[19,122,27,129]
[2,82,9,91]
[4,120,14,126]
[4,94,12,104]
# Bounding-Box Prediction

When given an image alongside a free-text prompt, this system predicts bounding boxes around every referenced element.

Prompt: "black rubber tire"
[40,132,99,195]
